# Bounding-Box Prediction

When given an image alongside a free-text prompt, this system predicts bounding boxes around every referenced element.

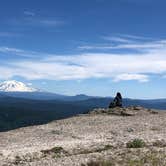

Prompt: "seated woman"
[109,92,122,108]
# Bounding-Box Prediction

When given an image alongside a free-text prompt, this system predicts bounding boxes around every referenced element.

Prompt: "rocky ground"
[0,106,166,166]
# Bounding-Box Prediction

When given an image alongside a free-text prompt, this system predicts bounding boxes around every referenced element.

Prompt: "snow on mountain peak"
[0,80,38,92]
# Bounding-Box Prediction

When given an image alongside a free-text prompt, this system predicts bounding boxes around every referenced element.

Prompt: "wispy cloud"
[23,11,35,17]
[102,34,154,43]
[102,36,132,43]
[79,35,166,52]
[0,32,21,37]
[118,34,154,40]
[9,15,65,28]
[37,19,64,27]
[0,47,42,58]
[78,41,166,51]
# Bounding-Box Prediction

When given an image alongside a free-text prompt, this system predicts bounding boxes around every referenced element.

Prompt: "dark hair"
[116,92,122,99]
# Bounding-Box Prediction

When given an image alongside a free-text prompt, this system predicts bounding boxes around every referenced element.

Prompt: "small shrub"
[127,128,134,132]
[126,139,145,148]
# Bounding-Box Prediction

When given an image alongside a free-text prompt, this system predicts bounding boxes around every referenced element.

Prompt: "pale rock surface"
[0,107,165,165]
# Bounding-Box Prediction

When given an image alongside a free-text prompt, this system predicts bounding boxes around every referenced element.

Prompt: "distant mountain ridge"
[0,81,165,132]
[0,80,165,105]
[0,80,94,101]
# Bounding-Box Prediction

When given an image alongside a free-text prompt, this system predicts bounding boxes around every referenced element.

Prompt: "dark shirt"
[114,96,122,107]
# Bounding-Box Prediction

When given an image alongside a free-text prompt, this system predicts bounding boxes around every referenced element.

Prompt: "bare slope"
[0,107,166,166]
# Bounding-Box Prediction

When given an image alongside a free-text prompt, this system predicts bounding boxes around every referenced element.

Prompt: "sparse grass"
[78,149,93,155]
[41,146,68,158]
[138,151,166,166]
[51,130,62,135]
[96,145,113,152]
[126,139,146,148]
[104,145,114,150]
[81,160,114,166]
[151,126,159,131]
[78,144,113,155]
[152,139,166,147]
[150,111,158,114]
[81,150,166,166]
[13,155,24,165]
[128,159,144,166]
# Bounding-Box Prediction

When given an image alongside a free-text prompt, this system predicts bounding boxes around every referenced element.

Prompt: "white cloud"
[113,74,149,82]
[1,37,166,82]
[0,49,165,81]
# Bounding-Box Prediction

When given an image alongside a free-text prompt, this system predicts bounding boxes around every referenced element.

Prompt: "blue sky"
[0,0,166,99]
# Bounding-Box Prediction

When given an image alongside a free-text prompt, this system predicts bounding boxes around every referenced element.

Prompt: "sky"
[0,0,166,99]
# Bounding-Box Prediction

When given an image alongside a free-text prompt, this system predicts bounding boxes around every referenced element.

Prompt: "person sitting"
[109,92,122,108]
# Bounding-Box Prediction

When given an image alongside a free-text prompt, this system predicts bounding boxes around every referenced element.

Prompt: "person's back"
[109,92,122,108]
[114,92,122,107]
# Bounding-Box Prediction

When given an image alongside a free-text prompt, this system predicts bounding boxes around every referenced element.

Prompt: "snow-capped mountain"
[0,80,38,92]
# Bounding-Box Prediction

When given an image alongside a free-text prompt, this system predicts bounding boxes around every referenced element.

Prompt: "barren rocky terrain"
[0,106,166,166]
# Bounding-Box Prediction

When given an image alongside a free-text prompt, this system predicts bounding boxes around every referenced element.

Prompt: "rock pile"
[89,106,158,116]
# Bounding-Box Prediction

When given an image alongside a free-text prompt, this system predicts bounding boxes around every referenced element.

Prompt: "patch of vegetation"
[13,155,23,165]
[152,139,166,147]
[127,128,134,132]
[144,152,166,165]
[126,139,146,148]
[81,160,114,166]
[150,110,158,114]
[51,130,63,135]
[78,144,113,155]
[130,151,166,166]
[151,126,159,131]
[41,146,68,157]
[81,151,166,166]
[127,159,144,166]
